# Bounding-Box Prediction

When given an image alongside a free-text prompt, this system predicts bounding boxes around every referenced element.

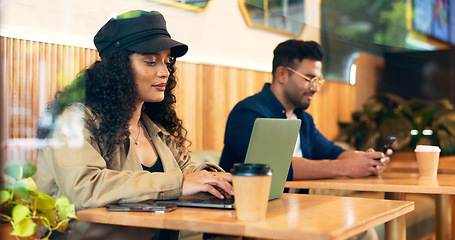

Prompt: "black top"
[140,119,164,173]
[142,156,164,172]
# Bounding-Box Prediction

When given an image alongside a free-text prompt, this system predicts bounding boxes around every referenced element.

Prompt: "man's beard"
[300,102,310,110]
[290,98,310,110]
[298,92,313,110]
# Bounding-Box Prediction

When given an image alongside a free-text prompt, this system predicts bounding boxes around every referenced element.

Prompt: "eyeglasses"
[286,67,325,89]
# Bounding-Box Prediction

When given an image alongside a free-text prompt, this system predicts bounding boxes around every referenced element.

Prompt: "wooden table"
[77,193,413,240]
[286,172,455,240]
[386,155,455,240]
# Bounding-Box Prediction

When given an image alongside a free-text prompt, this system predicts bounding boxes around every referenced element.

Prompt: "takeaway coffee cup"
[231,163,272,221]
[414,145,441,178]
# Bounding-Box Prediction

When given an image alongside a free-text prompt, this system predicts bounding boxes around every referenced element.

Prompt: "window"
[151,0,211,12]
[239,0,305,36]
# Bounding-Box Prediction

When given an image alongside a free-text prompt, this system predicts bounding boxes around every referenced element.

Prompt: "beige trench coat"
[34,103,222,239]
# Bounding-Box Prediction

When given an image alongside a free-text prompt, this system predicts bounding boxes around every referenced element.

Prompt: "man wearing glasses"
[219,39,390,181]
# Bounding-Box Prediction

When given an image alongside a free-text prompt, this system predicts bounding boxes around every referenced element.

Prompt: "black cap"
[231,163,272,176]
[94,10,188,59]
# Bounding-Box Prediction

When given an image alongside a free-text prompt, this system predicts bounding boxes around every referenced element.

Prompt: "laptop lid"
[158,118,300,208]
[244,118,301,200]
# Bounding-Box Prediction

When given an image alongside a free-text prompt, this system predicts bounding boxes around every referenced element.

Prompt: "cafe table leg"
[384,192,406,240]
[452,195,455,240]
[436,194,451,240]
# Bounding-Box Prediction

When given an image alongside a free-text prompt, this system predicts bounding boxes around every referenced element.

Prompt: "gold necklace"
[131,122,142,145]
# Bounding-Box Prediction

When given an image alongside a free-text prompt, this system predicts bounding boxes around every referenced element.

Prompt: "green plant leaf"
[4,164,23,179]
[20,177,38,191]
[39,208,58,228]
[381,92,407,104]
[10,182,29,200]
[3,163,36,180]
[56,195,77,220]
[22,164,37,179]
[1,190,11,204]
[437,130,455,156]
[36,191,56,211]
[56,220,69,232]
[378,116,413,150]
[1,165,77,238]
[420,105,436,128]
[440,114,455,137]
[10,218,36,237]
[12,204,30,223]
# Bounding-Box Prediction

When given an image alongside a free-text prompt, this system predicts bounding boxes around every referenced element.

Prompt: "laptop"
[157,118,301,209]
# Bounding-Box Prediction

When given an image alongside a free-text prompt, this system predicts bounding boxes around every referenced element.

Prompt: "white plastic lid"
[414,145,441,152]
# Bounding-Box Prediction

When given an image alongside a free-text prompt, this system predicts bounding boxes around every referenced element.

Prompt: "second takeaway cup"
[414,145,441,178]
[231,163,272,221]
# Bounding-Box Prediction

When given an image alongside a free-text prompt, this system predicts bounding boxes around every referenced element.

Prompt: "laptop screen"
[244,118,301,199]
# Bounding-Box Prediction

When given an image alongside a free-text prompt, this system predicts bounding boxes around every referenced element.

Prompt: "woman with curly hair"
[34,10,233,240]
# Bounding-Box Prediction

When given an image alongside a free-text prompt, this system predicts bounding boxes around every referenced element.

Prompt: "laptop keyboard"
[193,196,235,204]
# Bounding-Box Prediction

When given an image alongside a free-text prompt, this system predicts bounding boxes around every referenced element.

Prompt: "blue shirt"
[219,83,345,180]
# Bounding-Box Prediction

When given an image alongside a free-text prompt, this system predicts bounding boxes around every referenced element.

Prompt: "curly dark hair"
[37,49,190,166]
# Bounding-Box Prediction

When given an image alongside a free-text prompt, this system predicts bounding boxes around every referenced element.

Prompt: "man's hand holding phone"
[374,136,395,161]
[336,136,395,178]
[368,136,396,174]
[376,136,396,154]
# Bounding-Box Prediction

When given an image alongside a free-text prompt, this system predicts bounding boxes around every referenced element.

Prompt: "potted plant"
[1,163,76,239]
[336,93,455,156]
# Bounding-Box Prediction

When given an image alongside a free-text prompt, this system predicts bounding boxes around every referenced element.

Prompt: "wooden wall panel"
[174,61,202,150]
[2,37,355,162]
[204,65,228,149]
[1,37,99,162]
[306,81,355,141]
[1,38,6,167]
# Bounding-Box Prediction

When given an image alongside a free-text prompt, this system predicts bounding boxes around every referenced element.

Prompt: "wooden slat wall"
[1,36,355,162]
[174,64,271,150]
[2,37,99,162]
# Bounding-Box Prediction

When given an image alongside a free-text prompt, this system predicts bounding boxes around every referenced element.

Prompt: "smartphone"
[376,136,396,153]
[106,202,177,213]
